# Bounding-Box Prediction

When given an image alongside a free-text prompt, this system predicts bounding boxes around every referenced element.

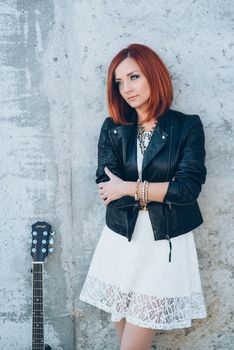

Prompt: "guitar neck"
[32,262,44,350]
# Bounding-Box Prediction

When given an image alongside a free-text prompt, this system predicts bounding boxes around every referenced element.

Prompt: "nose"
[123,81,133,94]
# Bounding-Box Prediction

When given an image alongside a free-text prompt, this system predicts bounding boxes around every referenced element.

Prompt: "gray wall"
[0,0,233,349]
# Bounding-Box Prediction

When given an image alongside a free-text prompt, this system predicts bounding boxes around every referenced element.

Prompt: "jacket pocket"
[168,201,203,234]
[106,206,128,235]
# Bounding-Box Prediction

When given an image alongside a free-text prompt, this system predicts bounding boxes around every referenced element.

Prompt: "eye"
[131,74,139,80]
[115,74,139,88]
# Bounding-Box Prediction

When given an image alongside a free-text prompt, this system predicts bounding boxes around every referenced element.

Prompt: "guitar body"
[30,221,54,350]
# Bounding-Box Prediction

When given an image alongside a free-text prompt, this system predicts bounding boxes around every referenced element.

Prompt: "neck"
[136,111,158,126]
[32,262,44,350]
[135,104,149,123]
[137,115,148,124]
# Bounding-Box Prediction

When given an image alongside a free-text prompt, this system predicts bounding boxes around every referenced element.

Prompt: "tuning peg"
[32,231,37,236]
[49,238,54,244]
[48,248,54,253]
[50,231,55,236]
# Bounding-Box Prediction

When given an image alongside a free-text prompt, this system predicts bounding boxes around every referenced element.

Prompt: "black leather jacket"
[95,108,207,262]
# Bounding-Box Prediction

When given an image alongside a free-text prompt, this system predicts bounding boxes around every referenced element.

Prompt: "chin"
[128,101,141,107]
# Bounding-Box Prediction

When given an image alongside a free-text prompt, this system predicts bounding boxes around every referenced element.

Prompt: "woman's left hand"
[98,167,125,206]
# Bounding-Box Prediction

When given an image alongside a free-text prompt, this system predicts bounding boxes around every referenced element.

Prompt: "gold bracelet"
[134,178,141,201]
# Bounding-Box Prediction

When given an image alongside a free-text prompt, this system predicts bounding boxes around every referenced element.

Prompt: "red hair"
[107,43,173,125]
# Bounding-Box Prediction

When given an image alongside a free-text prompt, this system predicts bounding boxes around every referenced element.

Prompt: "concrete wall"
[0,0,233,349]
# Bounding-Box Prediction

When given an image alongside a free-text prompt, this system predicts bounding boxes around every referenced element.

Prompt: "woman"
[79,43,207,350]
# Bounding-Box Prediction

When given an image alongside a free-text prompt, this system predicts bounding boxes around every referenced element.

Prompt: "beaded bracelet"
[144,181,149,204]
[134,178,141,201]
[141,180,147,204]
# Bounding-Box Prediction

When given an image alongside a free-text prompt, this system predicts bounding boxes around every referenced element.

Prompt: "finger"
[104,167,112,175]
[98,186,106,194]
[104,196,110,206]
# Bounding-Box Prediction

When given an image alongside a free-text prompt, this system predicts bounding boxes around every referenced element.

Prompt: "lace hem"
[79,275,207,330]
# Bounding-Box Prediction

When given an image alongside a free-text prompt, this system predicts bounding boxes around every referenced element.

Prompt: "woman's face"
[114,57,151,113]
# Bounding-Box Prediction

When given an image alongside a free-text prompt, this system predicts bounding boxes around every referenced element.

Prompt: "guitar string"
[32,264,44,344]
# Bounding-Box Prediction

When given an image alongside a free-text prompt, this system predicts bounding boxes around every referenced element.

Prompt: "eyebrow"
[115,71,139,81]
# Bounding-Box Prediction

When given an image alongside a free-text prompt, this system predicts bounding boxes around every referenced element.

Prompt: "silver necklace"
[137,120,158,155]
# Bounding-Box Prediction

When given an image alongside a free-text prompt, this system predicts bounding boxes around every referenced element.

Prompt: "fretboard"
[32,262,44,350]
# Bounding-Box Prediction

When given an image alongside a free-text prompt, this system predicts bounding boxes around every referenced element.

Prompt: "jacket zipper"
[108,129,122,163]
[165,124,174,219]
[165,124,174,262]
[165,199,197,206]
[165,124,173,181]
[108,201,138,209]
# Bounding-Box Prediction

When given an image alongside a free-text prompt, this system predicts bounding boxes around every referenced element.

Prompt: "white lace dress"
[79,132,207,330]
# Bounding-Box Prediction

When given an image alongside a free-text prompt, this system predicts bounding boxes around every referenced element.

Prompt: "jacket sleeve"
[163,114,207,205]
[95,117,136,208]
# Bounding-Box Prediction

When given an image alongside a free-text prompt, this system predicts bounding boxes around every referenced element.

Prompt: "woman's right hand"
[98,167,125,206]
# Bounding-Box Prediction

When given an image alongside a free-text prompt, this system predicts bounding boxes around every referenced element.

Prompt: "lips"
[128,95,138,100]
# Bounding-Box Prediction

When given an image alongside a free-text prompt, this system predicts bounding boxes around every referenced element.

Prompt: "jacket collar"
[109,108,171,173]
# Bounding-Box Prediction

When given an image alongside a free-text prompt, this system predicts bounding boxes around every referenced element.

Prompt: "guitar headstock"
[30,221,55,262]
